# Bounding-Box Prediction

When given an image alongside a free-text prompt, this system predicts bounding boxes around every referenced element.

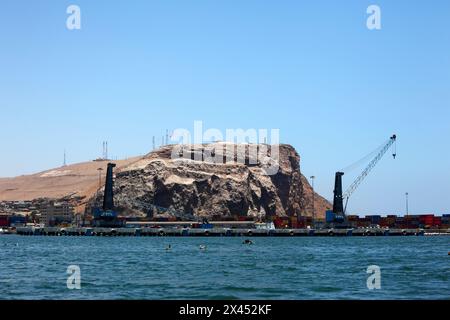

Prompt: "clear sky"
[1,0,449,215]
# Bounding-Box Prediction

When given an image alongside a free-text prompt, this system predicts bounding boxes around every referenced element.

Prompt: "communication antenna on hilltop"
[166,129,169,145]
[63,149,67,167]
[101,141,109,160]
[152,136,156,150]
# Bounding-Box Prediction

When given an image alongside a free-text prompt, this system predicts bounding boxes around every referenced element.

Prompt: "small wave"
[310,286,343,293]
[206,294,240,300]
[222,285,259,293]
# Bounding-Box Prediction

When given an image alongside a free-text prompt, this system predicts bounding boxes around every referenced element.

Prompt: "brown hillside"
[0,158,141,203]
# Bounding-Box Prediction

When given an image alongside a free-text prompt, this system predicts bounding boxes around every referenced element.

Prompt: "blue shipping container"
[9,215,27,225]
[326,210,335,223]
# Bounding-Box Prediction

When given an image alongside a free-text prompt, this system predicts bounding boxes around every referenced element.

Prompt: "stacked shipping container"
[0,215,8,227]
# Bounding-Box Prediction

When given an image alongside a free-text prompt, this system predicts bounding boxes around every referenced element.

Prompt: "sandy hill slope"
[0,157,142,202]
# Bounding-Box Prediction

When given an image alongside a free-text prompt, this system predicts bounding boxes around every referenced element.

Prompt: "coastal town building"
[39,202,74,226]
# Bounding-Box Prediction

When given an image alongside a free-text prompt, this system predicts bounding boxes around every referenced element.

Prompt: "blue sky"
[0,0,449,215]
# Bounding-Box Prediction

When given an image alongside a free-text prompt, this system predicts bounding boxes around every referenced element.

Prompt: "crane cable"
[393,138,397,159]
[340,138,389,173]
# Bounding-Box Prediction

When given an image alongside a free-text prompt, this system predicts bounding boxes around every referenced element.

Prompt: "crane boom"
[343,134,396,201]
[332,134,397,219]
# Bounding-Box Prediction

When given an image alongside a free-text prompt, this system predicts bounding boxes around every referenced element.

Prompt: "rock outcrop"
[88,143,331,220]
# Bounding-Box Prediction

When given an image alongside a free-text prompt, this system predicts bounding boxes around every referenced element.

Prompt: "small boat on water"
[0,228,12,235]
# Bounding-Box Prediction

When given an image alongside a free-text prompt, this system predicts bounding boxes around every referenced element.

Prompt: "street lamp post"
[310,176,315,228]
[97,168,103,200]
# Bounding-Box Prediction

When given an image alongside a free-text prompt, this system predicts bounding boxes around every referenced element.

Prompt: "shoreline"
[7,226,450,237]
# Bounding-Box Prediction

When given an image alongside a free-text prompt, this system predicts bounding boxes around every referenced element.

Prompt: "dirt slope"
[0,158,141,202]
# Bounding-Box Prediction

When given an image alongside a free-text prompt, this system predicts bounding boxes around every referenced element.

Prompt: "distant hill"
[0,158,141,203]
[0,144,331,219]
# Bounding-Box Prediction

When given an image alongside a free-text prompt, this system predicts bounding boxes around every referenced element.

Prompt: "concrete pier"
[12,226,436,237]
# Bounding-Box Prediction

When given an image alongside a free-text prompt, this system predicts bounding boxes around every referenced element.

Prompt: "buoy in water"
[199,245,207,251]
[242,239,254,245]
[165,244,172,251]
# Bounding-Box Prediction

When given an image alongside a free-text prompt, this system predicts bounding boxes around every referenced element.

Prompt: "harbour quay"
[13,226,444,237]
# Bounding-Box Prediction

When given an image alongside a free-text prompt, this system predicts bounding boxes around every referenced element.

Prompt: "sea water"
[0,235,448,300]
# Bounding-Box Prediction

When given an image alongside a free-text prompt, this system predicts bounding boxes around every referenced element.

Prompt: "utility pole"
[405,192,409,228]
[310,176,315,228]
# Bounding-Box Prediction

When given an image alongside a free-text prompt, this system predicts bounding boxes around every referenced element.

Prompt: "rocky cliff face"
[89,143,331,220]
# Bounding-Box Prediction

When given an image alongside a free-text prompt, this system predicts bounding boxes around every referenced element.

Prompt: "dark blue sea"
[0,235,448,300]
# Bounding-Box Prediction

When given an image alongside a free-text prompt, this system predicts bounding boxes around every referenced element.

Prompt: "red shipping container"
[273,217,283,228]
[433,218,442,226]
[0,216,8,227]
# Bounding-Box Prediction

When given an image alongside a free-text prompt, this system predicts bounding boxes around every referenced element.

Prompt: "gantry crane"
[332,134,397,223]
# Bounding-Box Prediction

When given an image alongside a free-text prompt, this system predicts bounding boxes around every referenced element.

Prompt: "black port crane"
[332,134,397,222]
[102,163,116,212]
[93,162,122,227]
